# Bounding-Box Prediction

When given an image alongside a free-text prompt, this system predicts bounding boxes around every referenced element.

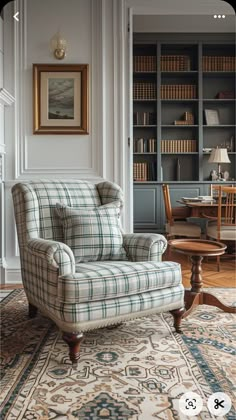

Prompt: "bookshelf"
[133,33,236,232]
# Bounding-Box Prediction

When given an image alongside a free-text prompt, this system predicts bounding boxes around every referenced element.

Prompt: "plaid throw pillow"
[56,203,127,262]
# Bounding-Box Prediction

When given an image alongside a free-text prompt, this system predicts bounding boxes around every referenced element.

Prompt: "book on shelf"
[160,55,191,71]
[202,56,236,71]
[133,111,156,125]
[161,84,197,99]
[133,161,157,181]
[133,56,156,72]
[133,82,157,100]
[134,138,157,153]
[161,139,197,153]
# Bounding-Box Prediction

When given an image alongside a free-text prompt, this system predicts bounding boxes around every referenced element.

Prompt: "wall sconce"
[208,146,230,179]
[50,31,67,60]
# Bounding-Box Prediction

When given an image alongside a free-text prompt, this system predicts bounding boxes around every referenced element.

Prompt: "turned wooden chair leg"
[28,302,38,318]
[62,332,84,365]
[169,307,185,333]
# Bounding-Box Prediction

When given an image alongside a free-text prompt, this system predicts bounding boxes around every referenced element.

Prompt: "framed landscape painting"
[33,64,89,134]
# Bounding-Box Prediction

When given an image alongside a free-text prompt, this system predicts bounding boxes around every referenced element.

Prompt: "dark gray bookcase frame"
[133,33,236,185]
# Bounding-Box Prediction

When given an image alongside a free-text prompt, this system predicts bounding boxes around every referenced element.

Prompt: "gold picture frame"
[33,64,89,134]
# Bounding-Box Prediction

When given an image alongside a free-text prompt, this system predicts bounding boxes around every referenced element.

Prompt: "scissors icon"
[214,399,224,409]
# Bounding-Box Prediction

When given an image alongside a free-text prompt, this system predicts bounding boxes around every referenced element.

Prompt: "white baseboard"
[5,269,22,284]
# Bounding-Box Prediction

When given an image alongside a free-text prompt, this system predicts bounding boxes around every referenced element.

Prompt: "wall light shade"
[50,32,67,60]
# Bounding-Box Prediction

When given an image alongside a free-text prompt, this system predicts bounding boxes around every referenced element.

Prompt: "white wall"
[3,0,129,283]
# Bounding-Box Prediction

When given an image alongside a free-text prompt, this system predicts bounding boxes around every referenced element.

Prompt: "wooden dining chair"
[162,184,202,240]
[206,185,236,271]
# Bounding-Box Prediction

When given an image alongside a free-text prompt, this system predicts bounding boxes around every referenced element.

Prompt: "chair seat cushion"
[56,203,127,262]
[207,223,236,241]
[58,260,182,303]
[166,221,201,237]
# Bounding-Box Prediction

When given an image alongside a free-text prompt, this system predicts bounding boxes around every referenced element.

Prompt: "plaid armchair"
[12,180,185,364]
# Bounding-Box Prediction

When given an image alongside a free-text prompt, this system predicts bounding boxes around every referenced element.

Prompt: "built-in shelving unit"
[133,33,235,232]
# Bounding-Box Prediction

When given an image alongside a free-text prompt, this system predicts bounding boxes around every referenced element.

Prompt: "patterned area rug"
[1,289,236,420]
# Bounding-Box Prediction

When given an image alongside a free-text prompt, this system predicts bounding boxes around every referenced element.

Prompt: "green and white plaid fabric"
[96,181,124,208]
[56,203,127,262]
[123,233,167,262]
[11,180,123,245]
[58,261,181,303]
[12,179,183,334]
[57,284,184,328]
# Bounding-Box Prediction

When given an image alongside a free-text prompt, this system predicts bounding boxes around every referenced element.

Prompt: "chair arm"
[27,238,75,276]
[123,233,167,262]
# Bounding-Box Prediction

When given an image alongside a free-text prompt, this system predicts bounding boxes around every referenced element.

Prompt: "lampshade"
[208,148,231,163]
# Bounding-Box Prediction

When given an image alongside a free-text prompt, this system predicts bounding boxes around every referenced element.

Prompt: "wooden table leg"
[201,291,236,313]
[190,255,203,293]
[183,255,203,317]
[183,254,236,317]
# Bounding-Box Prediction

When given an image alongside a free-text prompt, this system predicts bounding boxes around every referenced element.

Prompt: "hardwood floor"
[0,254,235,290]
[164,250,236,288]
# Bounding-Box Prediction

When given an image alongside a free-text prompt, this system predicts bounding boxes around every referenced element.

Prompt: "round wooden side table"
[169,239,236,318]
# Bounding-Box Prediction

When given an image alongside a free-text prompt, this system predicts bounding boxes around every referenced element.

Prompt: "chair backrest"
[12,180,124,246]
[213,185,236,239]
[162,184,173,225]
[210,183,233,199]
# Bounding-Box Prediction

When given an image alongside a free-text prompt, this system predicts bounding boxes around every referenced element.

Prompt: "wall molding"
[13,0,105,180]
[0,88,15,106]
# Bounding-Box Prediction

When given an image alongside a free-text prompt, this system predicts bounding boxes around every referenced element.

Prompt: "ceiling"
[133,14,235,32]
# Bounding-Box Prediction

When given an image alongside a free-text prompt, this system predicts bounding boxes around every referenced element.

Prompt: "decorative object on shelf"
[204,109,220,125]
[50,31,67,60]
[222,170,229,181]
[176,158,181,181]
[230,136,234,152]
[208,147,231,180]
[210,170,218,181]
[33,64,89,134]
[203,148,212,153]
[215,91,234,99]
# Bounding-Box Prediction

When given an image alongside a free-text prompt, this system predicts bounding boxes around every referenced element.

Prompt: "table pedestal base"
[169,239,236,319]
[183,290,236,318]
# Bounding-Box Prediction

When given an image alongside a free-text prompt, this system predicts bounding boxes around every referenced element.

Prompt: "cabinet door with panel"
[133,185,161,232]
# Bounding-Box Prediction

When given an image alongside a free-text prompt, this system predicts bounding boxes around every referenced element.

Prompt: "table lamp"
[208,147,230,179]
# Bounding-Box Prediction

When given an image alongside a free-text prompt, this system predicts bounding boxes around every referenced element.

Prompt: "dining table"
[177,199,221,218]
